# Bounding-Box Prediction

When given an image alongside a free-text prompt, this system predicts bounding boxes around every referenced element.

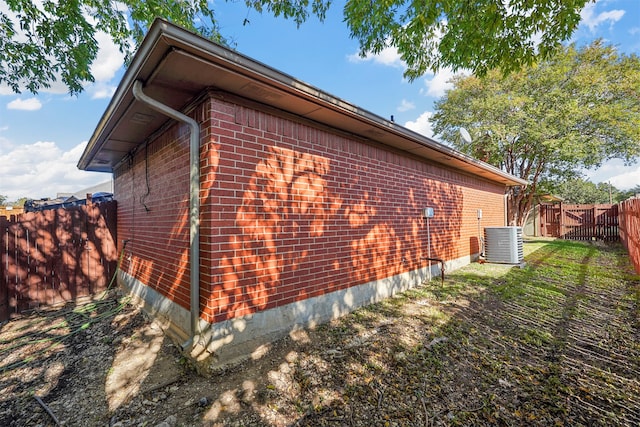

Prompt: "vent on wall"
[484,226,523,264]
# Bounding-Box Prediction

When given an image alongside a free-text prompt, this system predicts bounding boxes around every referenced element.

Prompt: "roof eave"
[78,19,528,188]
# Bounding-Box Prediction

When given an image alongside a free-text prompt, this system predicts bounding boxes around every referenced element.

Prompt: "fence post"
[560,203,565,239]
[0,216,7,321]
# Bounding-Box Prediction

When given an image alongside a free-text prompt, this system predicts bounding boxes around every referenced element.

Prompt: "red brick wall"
[115,119,195,310]
[115,92,507,326]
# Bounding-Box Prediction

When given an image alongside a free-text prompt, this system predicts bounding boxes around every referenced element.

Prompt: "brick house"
[78,19,526,370]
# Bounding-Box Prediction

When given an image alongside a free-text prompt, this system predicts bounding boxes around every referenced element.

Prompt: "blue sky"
[0,0,638,201]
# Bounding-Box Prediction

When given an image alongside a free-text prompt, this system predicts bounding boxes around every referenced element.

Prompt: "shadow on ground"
[1,240,639,426]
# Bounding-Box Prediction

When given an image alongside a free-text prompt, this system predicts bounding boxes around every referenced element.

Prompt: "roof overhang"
[78,19,528,187]
[537,194,564,203]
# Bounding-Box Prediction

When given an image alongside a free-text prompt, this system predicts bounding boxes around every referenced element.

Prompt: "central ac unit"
[484,226,523,264]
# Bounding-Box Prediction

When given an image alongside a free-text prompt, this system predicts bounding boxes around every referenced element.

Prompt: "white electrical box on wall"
[423,207,434,218]
[477,209,482,219]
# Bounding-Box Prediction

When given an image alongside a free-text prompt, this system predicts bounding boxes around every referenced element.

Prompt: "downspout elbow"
[132,80,201,350]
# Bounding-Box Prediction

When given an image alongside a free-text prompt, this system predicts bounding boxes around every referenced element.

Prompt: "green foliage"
[1,0,593,94]
[244,0,331,26]
[0,0,224,95]
[620,185,640,201]
[0,196,27,207]
[344,0,589,80]
[9,197,28,207]
[431,41,640,224]
[553,178,624,204]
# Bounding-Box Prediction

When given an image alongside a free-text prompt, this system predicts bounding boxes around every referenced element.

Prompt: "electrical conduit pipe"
[132,80,200,350]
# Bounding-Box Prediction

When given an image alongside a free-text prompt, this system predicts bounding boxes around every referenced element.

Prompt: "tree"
[554,178,622,204]
[620,185,640,200]
[0,0,225,95]
[9,197,28,207]
[0,195,28,206]
[431,41,640,225]
[1,0,590,95]
[343,0,589,80]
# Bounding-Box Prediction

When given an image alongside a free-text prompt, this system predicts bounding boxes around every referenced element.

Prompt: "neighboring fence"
[0,206,24,217]
[0,201,117,321]
[619,198,640,274]
[539,203,619,242]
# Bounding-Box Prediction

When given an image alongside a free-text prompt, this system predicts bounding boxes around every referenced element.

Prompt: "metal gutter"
[154,23,528,186]
[77,22,165,171]
[78,19,527,187]
[157,45,529,187]
[132,80,201,350]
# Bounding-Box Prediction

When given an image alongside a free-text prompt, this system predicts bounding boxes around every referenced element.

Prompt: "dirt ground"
[1,240,640,426]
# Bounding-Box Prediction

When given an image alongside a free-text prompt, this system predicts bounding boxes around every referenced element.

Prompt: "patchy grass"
[2,239,639,426]
[215,239,640,426]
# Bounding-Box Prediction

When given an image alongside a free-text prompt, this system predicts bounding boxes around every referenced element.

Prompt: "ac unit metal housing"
[484,226,523,264]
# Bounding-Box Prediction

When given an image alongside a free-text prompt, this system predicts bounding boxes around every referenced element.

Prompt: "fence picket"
[619,198,640,274]
[538,203,619,242]
[0,201,117,321]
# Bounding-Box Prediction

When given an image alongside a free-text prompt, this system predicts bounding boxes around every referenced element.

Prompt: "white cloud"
[397,99,415,112]
[404,111,434,138]
[421,68,458,98]
[39,30,125,97]
[0,140,110,200]
[7,97,42,111]
[0,86,15,96]
[608,167,640,191]
[580,1,625,32]
[583,160,640,190]
[91,85,117,100]
[91,32,124,82]
[347,45,404,68]
[86,31,124,99]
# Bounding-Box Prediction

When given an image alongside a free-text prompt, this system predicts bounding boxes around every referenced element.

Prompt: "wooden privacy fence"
[619,198,640,274]
[539,203,619,242]
[0,201,117,321]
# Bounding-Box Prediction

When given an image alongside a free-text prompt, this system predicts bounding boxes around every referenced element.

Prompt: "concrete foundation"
[118,252,476,374]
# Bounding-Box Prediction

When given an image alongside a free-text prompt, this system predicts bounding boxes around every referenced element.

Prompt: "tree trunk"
[506,186,533,227]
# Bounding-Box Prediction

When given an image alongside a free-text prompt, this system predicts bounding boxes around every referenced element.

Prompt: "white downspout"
[132,80,200,350]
